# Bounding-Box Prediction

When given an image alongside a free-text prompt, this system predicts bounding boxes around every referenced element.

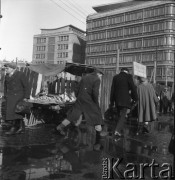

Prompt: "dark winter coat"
[137,82,159,122]
[110,72,138,108]
[4,70,30,121]
[67,72,103,126]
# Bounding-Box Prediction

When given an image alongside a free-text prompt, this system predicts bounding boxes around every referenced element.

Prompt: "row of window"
[87,21,175,41]
[36,35,69,44]
[87,4,174,29]
[86,58,174,76]
[57,61,65,64]
[37,38,46,44]
[58,35,69,41]
[36,44,69,52]
[36,46,46,51]
[34,61,45,64]
[86,51,174,65]
[35,54,45,59]
[58,44,68,50]
[86,36,175,54]
[58,52,68,58]
[34,52,69,59]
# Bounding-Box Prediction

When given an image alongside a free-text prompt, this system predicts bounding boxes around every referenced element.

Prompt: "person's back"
[112,72,132,108]
[110,71,137,109]
[77,73,100,105]
[110,68,138,136]
[137,79,159,123]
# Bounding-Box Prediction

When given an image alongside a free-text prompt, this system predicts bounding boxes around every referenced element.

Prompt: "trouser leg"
[115,107,127,134]
[95,131,101,144]
[93,125,103,151]
[16,119,25,133]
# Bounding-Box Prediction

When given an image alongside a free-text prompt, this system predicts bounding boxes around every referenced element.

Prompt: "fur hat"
[3,63,17,69]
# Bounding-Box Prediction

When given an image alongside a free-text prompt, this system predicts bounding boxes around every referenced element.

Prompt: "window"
[58,35,69,41]
[57,52,68,58]
[58,44,68,50]
[36,46,46,51]
[35,54,45,59]
[37,38,46,43]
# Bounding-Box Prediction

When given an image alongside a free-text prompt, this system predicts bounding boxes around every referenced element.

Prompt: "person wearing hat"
[54,69,104,148]
[3,62,30,135]
[109,67,138,137]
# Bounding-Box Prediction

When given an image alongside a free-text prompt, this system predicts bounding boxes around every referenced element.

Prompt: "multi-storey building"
[86,0,175,86]
[32,25,86,65]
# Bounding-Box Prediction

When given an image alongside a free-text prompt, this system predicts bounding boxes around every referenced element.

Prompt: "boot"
[93,131,103,151]
[16,119,25,134]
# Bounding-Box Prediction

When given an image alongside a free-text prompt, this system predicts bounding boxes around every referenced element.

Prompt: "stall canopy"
[28,62,96,76]
[28,63,66,77]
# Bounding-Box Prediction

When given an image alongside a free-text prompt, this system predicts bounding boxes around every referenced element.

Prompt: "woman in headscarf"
[137,76,159,134]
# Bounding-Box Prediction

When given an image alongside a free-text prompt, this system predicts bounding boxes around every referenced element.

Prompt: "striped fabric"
[20,67,43,97]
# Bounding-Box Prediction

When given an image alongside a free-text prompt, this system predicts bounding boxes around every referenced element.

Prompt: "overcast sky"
[0,0,124,62]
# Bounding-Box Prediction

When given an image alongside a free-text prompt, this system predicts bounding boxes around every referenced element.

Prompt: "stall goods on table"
[27,93,76,105]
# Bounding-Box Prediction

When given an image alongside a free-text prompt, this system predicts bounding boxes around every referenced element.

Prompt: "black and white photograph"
[0,0,174,179]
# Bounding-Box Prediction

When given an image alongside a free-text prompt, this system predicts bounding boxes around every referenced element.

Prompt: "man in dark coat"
[110,68,138,136]
[54,69,103,144]
[3,63,30,135]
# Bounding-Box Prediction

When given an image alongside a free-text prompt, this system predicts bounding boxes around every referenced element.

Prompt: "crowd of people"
[0,63,174,149]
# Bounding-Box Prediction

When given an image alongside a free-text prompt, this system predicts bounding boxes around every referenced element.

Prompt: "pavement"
[0,112,174,180]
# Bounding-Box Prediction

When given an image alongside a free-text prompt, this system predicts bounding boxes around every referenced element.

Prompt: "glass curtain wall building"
[86,0,175,85]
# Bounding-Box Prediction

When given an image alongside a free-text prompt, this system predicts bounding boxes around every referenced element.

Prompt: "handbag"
[15,100,33,115]
[168,134,174,155]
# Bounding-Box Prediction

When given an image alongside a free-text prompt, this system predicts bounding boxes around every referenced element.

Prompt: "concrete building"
[32,25,86,65]
[86,0,175,85]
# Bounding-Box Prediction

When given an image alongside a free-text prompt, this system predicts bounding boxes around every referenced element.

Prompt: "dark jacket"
[4,70,30,120]
[67,72,103,126]
[110,72,138,108]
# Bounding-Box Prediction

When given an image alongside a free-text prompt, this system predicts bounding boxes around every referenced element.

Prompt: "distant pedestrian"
[137,76,159,134]
[3,63,30,135]
[161,87,171,114]
[109,68,138,137]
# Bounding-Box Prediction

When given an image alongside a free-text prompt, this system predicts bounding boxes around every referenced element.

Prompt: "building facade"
[32,25,86,65]
[86,0,175,85]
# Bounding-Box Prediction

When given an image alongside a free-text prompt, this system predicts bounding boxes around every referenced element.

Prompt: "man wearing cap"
[3,62,30,135]
[110,67,138,137]
[54,69,104,147]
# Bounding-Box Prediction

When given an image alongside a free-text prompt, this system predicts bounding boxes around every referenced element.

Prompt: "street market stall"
[21,62,97,126]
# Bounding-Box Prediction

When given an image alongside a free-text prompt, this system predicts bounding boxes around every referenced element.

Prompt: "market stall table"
[25,98,75,127]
